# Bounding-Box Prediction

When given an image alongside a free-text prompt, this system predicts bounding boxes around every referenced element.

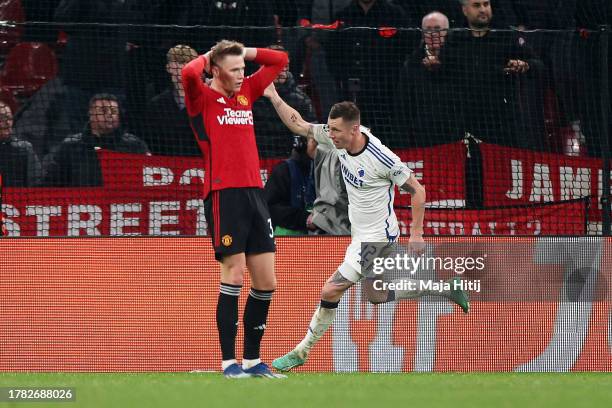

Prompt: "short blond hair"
[210,39,244,66]
[167,44,198,65]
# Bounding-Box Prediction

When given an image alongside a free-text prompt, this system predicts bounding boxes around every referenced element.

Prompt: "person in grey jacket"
[0,102,42,187]
[310,141,350,235]
[43,94,149,187]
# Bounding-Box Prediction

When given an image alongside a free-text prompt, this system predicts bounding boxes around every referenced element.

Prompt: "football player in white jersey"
[263,84,469,372]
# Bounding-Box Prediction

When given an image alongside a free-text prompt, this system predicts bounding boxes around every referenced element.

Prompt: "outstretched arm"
[264,83,313,138]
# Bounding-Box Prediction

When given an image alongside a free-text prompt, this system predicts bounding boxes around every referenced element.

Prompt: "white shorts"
[337,238,397,283]
[337,240,363,283]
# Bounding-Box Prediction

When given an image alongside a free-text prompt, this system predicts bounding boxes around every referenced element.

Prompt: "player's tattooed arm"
[400,182,416,194]
[264,82,311,138]
[327,271,353,287]
[401,176,426,236]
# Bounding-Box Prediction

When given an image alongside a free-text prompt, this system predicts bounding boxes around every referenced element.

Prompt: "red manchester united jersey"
[182,49,288,198]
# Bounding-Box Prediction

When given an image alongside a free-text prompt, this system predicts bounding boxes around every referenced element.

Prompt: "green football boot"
[272,349,308,372]
[446,276,470,314]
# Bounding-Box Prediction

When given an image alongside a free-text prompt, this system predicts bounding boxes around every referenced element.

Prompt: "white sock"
[295,305,337,356]
[221,359,237,371]
[242,358,261,370]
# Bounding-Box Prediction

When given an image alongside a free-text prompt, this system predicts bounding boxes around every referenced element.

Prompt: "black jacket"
[143,89,200,156]
[264,152,313,232]
[394,43,464,147]
[438,30,544,148]
[253,72,316,157]
[43,124,149,187]
[0,135,42,187]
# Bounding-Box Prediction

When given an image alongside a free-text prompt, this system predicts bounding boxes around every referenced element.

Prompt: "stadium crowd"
[0,0,610,200]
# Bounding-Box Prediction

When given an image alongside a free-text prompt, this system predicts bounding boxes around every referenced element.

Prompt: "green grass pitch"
[1,372,611,408]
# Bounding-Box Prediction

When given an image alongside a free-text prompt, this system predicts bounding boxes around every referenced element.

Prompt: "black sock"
[217,283,241,361]
[243,288,274,360]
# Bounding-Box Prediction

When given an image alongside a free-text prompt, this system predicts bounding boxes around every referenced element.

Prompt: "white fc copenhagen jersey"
[312,124,412,241]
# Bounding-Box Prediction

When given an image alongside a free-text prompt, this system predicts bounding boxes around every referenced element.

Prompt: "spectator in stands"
[0,102,41,187]
[265,136,317,235]
[253,45,317,157]
[325,0,415,142]
[394,0,520,28]
[43,94,149,187]
[293,0,352,119]
[139,44,200,156]
[394,12,462,146]
[48,1,146,160]
[437,0,544,149]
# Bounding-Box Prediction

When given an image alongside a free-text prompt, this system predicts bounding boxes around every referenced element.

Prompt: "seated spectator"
[43,94,149,187]
[394,11,463,146]
[0,102,41,187]
[142,44,200,156]
[437,0,544,149]
[253,45,316,157]
[265,136,317,235]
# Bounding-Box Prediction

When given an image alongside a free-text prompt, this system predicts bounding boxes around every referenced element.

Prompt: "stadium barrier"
[1,237,610,372]
[1,143,608,236]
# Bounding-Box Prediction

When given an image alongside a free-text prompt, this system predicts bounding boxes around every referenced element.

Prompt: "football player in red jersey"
[182,40,288,378]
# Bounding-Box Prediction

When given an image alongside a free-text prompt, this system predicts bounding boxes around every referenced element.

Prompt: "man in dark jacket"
[0,102,41,187]
[265,136,317,235]
[43,94,149,187]
[394,11,463,147]
[253,45,317,157]
[438,0,544,149]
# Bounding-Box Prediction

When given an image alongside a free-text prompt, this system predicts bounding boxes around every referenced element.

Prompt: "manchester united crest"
[221,235,233,247]
[237,95,249,106]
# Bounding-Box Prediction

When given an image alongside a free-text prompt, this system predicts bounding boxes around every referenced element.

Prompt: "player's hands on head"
[263,82,278,99]
[422,55,441,71]
[408,234,426,256]
[504,59,529,74]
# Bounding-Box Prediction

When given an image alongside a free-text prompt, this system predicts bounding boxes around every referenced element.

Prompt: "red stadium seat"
[0,0,25,53]
[0,42,58,96]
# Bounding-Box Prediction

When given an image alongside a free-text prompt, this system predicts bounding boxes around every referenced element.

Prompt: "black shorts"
[205,187,276,262]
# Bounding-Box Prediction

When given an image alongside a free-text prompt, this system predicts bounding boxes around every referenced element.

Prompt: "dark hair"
[89,93,119,108]
[210,39,244,66]
[329,101,360,123]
